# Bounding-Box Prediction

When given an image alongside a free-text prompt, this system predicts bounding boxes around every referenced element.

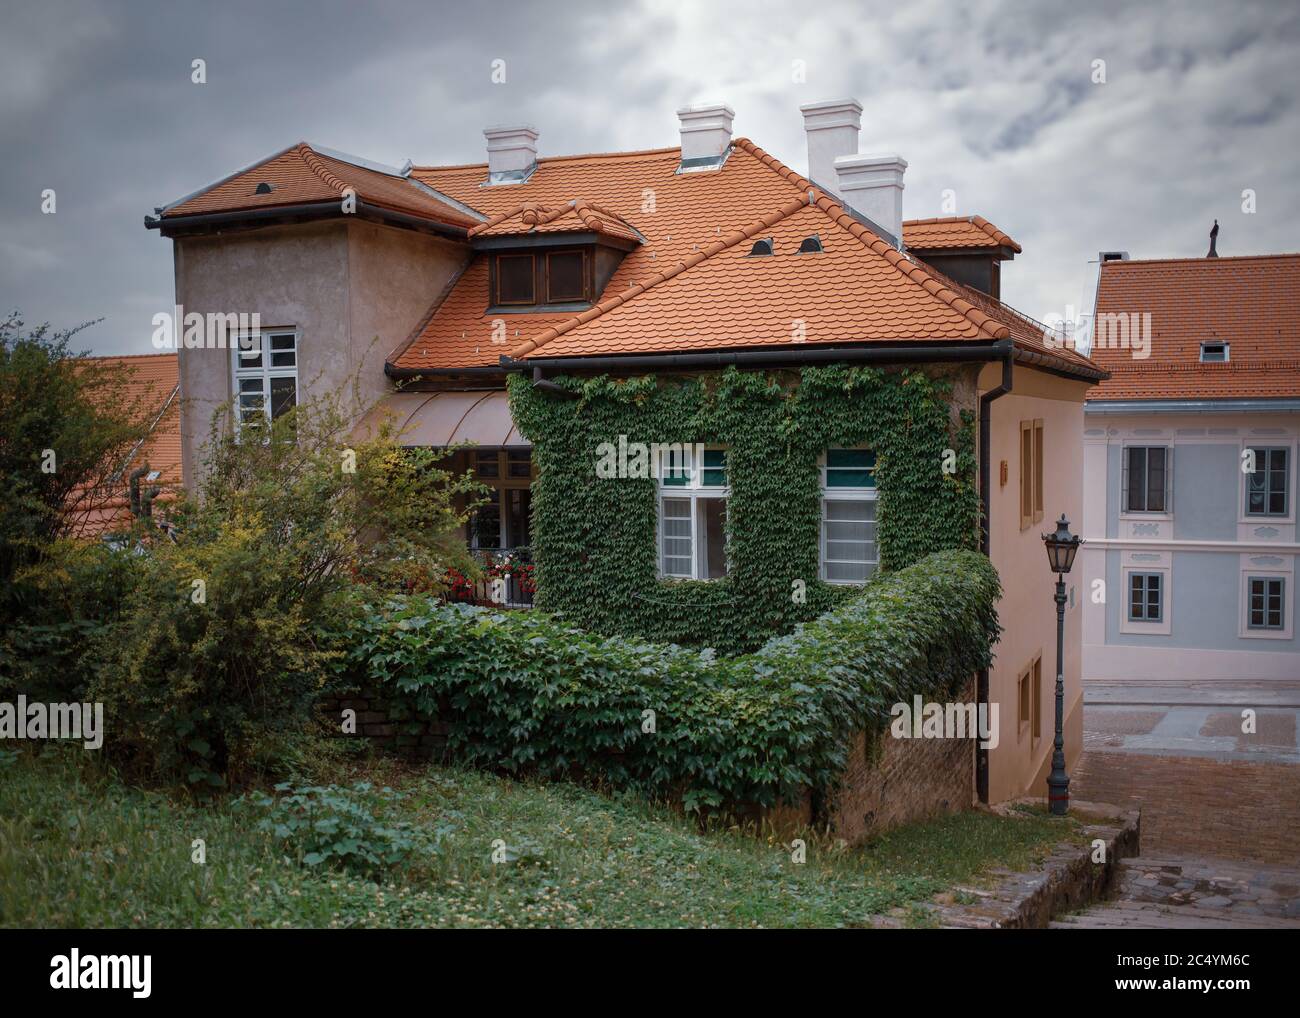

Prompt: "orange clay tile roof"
[392,140,1095,376]
[1086,254,1300,402]
[67,354,181,539]
[469,199,643,243]
[163,143,480,229]
[902,216,1022,253]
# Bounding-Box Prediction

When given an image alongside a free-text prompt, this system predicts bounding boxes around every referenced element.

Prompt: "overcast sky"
[2,0,1297,355]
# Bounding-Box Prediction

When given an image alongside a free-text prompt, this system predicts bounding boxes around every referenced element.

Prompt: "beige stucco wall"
[980,363,1092,804]
[171,219,466,486]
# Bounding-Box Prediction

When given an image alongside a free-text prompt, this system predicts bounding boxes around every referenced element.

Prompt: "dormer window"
[1200,341,1229,363]
[748,238,774,257]
[492,248,592,308]
[496,253,535,304]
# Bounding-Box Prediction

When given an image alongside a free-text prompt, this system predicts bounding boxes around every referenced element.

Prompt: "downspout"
[531,365,580,399]
[976,345,1014,804]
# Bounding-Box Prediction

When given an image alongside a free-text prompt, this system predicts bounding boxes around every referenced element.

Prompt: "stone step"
[1052,901,1300,930]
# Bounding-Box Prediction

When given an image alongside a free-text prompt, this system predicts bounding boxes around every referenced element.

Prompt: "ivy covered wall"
[507,364,981,654]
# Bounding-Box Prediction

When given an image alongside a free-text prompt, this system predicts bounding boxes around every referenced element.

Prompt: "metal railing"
[447,546,535,608]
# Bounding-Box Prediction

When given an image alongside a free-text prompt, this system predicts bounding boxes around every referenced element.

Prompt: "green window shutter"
[826,448,876,488]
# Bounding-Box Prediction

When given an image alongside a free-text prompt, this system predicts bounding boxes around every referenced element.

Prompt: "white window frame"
[1119,551,1172,636]
[1239,554,1293,640]
[819,448,878,585]
[1239,444,1293,522]
[232,328,299,433]
[656,445,729,580]
[1119,443,1173,520]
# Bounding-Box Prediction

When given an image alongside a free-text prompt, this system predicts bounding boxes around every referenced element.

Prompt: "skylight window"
[1200,341,1229,363]
[748,238,773,257]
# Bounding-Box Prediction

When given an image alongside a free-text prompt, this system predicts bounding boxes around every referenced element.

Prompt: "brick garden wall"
[324,677,977,846]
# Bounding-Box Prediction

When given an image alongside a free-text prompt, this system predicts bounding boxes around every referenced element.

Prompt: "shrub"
[87,387,481,790]
[240,781,435,873]
[350,549,1001,811]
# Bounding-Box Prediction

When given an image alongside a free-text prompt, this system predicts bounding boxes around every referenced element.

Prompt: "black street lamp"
[1042,514,1081,817]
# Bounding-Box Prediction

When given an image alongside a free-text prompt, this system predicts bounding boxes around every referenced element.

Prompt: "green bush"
[351,549,1000,812]
[239,781,437,873]
[87,387,481,790]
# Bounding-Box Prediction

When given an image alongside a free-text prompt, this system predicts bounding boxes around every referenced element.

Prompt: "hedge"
[350,549,1001,811]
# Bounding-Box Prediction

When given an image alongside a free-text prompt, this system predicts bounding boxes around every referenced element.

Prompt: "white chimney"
[800,97,907,243]
[799,98,862,189]
[677,103,734,169]
[833,153,908,243]
[484,125,538,185]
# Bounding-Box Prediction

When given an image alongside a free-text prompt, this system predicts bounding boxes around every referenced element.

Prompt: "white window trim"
[818,449,878,585]
[656,445,729,580]
[1119,554,1172,636]
[1118,443,1173,522]
[231,328,299,434]
[1239,554,1293,640]
[1238,442,1295,525]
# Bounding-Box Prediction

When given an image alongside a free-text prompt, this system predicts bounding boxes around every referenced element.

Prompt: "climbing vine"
[508,364,980,654]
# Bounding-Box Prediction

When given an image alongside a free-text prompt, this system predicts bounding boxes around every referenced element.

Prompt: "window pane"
[507,449,532,478]
[826,448,876,488]
[660,497,692,576]
[475,451,500,478]
[1146,448,1166,512]
[547,251,586,302]
[269,376,296,419]
[660,446,692,486]
[497,255,534,303]
[702,448,727,487]
[270,334,296,367]
[821,499,876,583]
[1126,447,1146,511]
[700,497,727,579]
[239,377,263,394]
[472,499,502,549]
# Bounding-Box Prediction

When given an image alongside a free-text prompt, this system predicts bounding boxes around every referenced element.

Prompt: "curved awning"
[354,390,528,448]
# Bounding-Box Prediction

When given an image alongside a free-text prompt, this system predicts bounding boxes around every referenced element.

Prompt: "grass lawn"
[0,747,1080,928]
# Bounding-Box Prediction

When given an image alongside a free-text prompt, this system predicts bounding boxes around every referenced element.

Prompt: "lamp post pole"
[1047,573,1070,816]
[1041,514,1080,818]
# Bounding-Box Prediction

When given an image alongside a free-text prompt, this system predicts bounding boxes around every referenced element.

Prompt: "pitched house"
[1080,248,1300,682]
[146,98,1105,804]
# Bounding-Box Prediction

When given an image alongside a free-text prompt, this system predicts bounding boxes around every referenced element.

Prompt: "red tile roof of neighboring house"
[1086,254,1300,401]
[902,215,1022,253]
[392,140,1098,379]
[162,143,480,230]
[67,353,181,539]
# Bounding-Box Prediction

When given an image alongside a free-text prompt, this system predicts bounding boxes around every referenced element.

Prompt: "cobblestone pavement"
[1055,681,1300,928]
[1051,856,1300,929]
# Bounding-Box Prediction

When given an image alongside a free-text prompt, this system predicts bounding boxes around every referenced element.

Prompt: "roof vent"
[1099,250,1129,262]
[797,234,823,254]
[748,237,773,256]
[254,182,275,194]
[1200,341,1229,363]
